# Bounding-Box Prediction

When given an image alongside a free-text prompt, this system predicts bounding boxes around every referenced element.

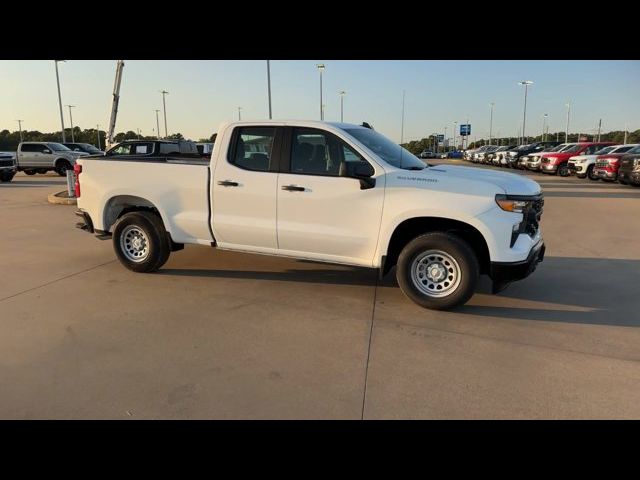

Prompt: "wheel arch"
[381,217,491,278]
[103,195,169,235]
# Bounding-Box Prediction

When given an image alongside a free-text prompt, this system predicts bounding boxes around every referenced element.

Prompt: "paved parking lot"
[1,164,640,419]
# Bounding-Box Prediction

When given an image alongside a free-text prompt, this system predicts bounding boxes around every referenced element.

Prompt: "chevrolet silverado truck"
[0,152,16,182]
[74,121,546,310]
[16,141,89,176]
[594,145,640,182]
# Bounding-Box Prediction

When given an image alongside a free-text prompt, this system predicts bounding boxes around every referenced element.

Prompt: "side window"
[290,128,365,176]
[230,127,275,172]
[21,144,36,152]
[585,145,599,155]
[110,144,132,155]
[35,144,48,153]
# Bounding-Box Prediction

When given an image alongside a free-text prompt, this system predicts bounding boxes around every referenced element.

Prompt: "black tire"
[112,211,171,273]
[619,178,628,185]
[55,160,72,176]
[396,232,479,310]
[557,163,569,177]
[0,171,15,182]
[587,165,598,181]
[24,169,36,175]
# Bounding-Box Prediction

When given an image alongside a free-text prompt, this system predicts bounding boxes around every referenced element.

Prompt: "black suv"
[617,149,640,186]
[504,141,562,169]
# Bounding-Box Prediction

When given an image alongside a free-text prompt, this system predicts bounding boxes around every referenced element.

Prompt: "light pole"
[16,120,24,142]
[542,113,548,141]
[624,123,628,144]
[66,105,76,142]
[518,80,533,145]
[565,101,571,143]
[489,102,494,145]
[339,91,346,122]
[54,60,66,142]
[160,90,169,138]
[597,118,602,142]
[444,126,448,152]
[453,121,457,150]
[137,128,141,139]
[266,60,272,120]
[238,107,242,121]
[154,109,161,140]
[400,90,406,145]
[96,124,101,150]
[316,64,325,121]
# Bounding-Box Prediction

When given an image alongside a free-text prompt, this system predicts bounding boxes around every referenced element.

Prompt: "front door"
[211,126,282,251]
[276,127,385,267]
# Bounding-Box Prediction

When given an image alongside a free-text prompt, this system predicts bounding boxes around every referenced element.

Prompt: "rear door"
[18,143,41,167]
[275,127,385,266]
[211,126,282,251]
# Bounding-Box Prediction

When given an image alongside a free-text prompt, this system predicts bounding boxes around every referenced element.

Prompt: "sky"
[1,60,639,143]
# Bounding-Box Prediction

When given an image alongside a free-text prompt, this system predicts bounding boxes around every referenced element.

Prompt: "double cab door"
[211,125,385,266]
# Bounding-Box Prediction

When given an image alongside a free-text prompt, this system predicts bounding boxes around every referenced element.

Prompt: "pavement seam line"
[361,274,379,420]
[0,260,116,304]
[379,317,640,365]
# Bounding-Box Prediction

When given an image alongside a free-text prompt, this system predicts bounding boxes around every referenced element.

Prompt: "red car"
[594,145,640,181]
[539,142,615,176]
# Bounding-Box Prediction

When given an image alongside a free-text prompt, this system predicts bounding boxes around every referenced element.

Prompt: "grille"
[0,159,15,167]
[525,196,544,237]
[595,161,609,168]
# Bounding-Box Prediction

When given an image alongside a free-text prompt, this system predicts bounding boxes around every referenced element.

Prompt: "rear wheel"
[24,169,36,175]
[396,232,479,310]
[619,178,628,185]
[55,160,72,176]
[112,211,171,273]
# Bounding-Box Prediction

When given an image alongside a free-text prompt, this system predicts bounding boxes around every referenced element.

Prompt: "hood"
[66,151,90,157]
[424,165,541,195]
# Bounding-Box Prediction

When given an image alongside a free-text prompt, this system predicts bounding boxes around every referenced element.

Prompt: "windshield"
[547,144,572,152]
[610,145,634,154]
[342,127,426,170]
[48,143,71,151]
[560,144,582,154]
[594,146,615,155]
[80,143,102,153]
[626,146,640,154]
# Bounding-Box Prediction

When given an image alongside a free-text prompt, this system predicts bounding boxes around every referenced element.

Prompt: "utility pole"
[266,60,272,120]
[160,90,169,138]
[137,128,141,139]
[597,118,602,142]
[96,124,101,150]
[542,113,548,141]
[16,120,24,142]
[154,110,161,140]
[106,60,125,148]
[66,105,76,142]
[54,60,66,142]
[444,126,448,152]
[453,121,457,150]
[238,107,242,121]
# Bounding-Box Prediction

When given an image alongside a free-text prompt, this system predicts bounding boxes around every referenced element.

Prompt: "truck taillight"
[74,163,82,197]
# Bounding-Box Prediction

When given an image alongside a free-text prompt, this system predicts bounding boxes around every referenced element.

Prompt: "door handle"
[217,180,239,187]
[281,185,305,192]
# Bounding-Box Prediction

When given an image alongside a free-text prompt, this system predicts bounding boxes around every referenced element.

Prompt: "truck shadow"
[162,255,639,327]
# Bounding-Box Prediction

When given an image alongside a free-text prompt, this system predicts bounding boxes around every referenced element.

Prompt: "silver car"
[16,142,88,176]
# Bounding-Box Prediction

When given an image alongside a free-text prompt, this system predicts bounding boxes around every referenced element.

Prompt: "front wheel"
[557,163,569,177]
[112,211,171,273]
[396,232,479,310]
[0,171,15,182]
[587,165,598,180]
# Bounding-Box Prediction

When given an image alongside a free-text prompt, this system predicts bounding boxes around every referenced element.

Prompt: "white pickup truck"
[74,121,545,310]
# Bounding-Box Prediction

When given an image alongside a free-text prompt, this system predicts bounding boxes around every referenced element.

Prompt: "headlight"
[495,194,530,213]
[546,156,559,163]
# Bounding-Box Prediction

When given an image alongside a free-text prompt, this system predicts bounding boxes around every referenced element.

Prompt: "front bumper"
[567,162,585,175]
[541,163,557,173]
[490,240,545,293]
[595,169,617,180]
[618,171,640,184]
[526,162,541,171]
[75,209,95,233]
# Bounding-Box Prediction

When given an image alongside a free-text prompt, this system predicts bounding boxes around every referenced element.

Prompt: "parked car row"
[461,141,640,186]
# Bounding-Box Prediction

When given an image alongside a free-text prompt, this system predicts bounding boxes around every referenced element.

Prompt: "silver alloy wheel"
[120,225,150,263]
[410,250,462,298]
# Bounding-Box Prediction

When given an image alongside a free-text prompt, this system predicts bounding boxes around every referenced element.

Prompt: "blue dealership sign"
[460,124,471,136]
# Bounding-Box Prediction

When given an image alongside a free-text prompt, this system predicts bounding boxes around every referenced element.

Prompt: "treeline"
[0,127,216,151]
[402,130,640,155]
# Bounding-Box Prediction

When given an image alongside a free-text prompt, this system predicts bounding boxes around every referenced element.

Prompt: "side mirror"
[43,149,51,154]
[339,161,375,190]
